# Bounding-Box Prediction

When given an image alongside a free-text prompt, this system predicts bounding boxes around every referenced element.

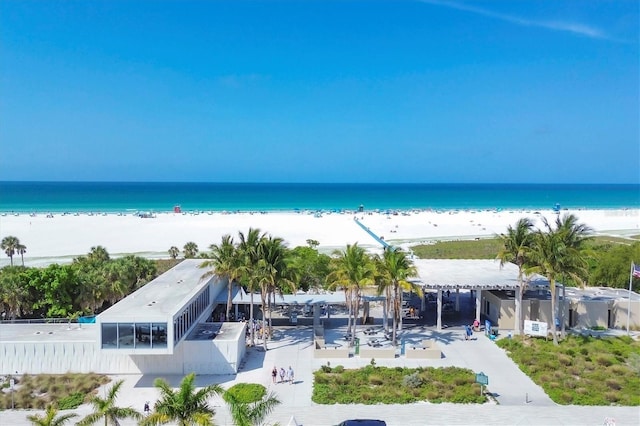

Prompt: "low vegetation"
[411,238,502,259]
[0,373,109,409]
[497,335,640,405]
[312,365,486,404]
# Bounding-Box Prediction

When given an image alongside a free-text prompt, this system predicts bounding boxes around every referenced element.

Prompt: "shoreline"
[0,208,638,268]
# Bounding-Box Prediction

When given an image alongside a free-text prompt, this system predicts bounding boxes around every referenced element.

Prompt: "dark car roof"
[338,420,387,426]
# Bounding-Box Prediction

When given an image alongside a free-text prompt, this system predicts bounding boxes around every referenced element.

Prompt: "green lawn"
[497,335,640,405]
[312,365,486,404]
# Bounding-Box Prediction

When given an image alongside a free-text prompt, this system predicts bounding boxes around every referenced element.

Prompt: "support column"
[455,288,460,311]
[561,284,566,337]
[234,304,239,320]
[437,289,442,331]
[313,302,320,328]
[383,298,388,333]
[515,285,522,335]
[475,288,482,323]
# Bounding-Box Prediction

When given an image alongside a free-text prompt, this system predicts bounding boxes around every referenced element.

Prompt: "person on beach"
[144,401,150,416]
[271,366,277,384]
[473,318,480,331]
[279,367,286,383]
[288,366,294,384]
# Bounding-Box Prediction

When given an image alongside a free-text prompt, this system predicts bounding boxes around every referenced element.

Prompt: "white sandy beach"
[0,208,638,267]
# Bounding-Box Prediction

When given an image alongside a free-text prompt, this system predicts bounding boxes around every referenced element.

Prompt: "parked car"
[337,420,387,426]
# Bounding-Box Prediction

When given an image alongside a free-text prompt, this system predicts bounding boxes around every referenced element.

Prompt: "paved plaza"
[2,319,639,426]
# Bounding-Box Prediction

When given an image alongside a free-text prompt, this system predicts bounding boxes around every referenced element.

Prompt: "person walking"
[271,366,277,384]
[279,367,286,384]
[288,366,294,384]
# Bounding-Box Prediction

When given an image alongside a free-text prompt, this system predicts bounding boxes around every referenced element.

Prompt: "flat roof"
[0,323,98,343]
[218,286,353,305]
[186,322,244,342]
[565,286,640,302]
[99,259,214,322]
[411,259,549,290]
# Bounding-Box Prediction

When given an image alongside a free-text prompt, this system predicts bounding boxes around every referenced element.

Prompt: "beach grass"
[410,238,502,259]
[497,335,640,405]
[312,365,486,404]
[0,373,109,409]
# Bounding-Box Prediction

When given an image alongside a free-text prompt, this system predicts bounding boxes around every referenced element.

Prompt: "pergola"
[411,259,549,331]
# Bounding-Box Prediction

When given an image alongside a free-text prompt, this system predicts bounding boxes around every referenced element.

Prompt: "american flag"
[633,263,640,279]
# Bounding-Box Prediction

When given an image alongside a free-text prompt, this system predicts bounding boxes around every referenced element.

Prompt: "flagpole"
[627,262,633,336]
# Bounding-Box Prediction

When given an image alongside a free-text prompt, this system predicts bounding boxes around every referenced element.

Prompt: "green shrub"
[402,372,423,388]
[225,383,266,404]
[57,392,85,409]
[333,365,345,373]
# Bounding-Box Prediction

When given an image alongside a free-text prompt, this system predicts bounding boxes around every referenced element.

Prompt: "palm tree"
[327,243,375,347]
[142,372,222,426]
[375,249,419,346]
[238,228,267,347]
[496,218,535,336]
[255,235,294,350]
[16,243,27,267]
[77,379,142,426]
[168,246,180,259]
[223,390,280,426]
[183,242,199,259]
[27,405,77,426]
[527,214,592,345]
[1,235,20,266]
[201,235,245,322]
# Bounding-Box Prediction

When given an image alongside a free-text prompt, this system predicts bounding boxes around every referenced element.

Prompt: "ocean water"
[0,182,638,213]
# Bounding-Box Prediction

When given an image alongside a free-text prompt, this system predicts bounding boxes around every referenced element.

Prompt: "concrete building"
[0,260,246,375]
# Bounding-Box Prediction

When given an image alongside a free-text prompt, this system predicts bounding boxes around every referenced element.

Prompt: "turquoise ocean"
[0,182,638,213]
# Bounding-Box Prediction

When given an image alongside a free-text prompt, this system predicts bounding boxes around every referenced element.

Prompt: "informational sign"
[475,372,488,386]
[524,320,548,337]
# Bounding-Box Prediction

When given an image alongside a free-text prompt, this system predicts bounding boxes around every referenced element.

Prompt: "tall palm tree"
[142,372,222,426]
[238,228,267,347]
[327,243,375,347]
[375,249,419,346]
[201,235,245,322]
[1,235,20,266]
[496,218,535,336]
[255,235,294,350]
[527,214,592,345]
[16,243,27,267]
[168,246,180,259]
[77,380,142,426]
[223,390,280,426]
[27,405,77,426]
[183,242,199,259]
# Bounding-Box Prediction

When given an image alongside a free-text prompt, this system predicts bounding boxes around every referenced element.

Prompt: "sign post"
[10,378,15,409]
[475,372,488,396]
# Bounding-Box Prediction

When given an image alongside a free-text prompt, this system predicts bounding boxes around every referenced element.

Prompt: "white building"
[0,260,246,375]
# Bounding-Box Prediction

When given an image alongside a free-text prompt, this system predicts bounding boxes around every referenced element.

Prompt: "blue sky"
[1,0,638,183]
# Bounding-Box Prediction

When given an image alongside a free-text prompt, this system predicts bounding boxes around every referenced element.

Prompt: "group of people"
[464,319,481,340]
[271,365,295,384]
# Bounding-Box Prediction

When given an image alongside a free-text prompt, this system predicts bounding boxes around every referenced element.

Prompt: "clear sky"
[1,0,638,183]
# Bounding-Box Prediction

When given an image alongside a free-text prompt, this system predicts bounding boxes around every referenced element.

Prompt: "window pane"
[101,323,118,349]
[118,323,135,348]
[152,323,167,348]
[135,323,151,348]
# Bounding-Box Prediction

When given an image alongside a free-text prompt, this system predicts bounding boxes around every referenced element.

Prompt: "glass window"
[101,323,118,349]
[118,323,135,348]
[135,323,151,348]
[152,323,167,348]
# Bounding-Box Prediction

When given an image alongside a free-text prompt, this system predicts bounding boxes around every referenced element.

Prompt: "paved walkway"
[1,325,639,425]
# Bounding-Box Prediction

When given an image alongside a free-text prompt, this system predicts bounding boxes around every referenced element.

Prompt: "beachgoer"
[271,366,277,384]
[144,402,150,416]
[473,319,480,331]
[279,367,286,383]
[288,366,294,384]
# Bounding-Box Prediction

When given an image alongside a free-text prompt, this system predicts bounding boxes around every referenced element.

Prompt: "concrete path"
[2,325,638,426]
